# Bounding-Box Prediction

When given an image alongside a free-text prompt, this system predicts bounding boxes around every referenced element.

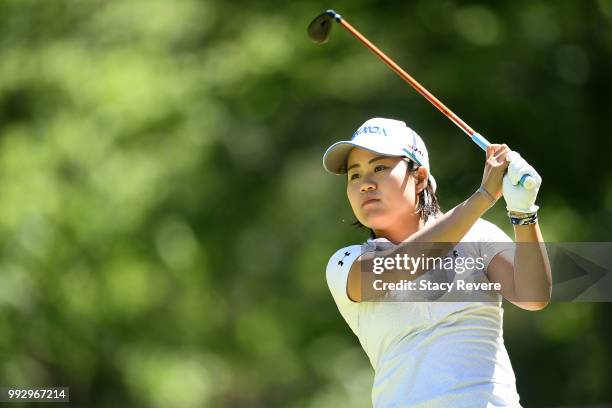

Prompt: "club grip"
[470,133,537,190]
[519,174,537,190]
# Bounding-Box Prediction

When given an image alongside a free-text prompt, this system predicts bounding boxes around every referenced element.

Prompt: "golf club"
[308,9,536,189]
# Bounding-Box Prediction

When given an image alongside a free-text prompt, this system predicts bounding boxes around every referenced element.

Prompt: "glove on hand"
[502,151,541,213]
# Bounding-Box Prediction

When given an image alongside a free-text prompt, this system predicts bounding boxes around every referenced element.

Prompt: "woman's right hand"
[480,144,511,201]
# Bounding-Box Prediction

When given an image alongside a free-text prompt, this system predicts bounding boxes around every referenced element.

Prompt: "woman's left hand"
[503,151,542,214]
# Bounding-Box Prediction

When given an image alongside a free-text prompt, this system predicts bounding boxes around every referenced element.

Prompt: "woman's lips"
[362,198,380,207]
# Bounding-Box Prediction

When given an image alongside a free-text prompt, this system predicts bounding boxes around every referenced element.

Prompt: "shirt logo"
[338,251,351,267]
[444,250,460,263]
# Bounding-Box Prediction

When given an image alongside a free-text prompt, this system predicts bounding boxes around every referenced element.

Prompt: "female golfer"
[323,117,551,407]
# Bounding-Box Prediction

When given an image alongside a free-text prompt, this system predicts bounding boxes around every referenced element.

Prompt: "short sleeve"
[475,219,515,273]
[326,245,362,306]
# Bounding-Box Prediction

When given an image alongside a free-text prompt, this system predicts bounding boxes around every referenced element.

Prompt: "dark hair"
[351,158,441,238]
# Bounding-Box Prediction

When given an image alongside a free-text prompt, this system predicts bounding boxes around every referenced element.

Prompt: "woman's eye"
[374,165,387,172]
[349,173,360,180]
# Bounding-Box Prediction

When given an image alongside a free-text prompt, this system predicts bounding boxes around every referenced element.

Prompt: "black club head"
[307,10,338,44]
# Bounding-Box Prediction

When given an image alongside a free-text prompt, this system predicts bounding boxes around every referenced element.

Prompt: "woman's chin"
[359,214,389,231]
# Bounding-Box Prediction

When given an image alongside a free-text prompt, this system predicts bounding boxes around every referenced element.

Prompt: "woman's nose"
[360,177,376,193]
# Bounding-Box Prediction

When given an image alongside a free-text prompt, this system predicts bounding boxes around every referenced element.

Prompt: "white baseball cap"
[322,117,437,192]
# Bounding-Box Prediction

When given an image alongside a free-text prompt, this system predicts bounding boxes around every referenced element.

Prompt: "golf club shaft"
[337,17,476,139]
[335,15,536,189]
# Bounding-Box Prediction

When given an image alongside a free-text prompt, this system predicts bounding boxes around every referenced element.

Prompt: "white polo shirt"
[325,218,522,407]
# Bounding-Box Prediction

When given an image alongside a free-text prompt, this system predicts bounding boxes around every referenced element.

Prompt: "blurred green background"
[1,0,611,406]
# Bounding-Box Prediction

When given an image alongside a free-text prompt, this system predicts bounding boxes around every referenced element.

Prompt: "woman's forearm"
[358,191,495,294]
[376,191,493,270]
[513,223,552,303]
[408,191,492,243]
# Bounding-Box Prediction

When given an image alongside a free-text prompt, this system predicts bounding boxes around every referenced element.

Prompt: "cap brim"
[322,141,438,193]
[322,141,403,174]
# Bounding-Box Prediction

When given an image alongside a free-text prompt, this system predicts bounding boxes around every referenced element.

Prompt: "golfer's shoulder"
[326,244,363,275]
[325,244,363,303]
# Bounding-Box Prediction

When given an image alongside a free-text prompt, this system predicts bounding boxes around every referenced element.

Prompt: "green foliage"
[0,0,610,406]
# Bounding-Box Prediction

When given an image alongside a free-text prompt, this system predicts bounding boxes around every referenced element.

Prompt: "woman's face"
[346,147,424,230]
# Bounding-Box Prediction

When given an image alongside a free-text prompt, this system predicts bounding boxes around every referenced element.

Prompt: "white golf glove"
[502,151,542,213]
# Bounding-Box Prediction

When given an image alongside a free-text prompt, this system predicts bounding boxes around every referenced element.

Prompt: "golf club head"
[307,10,337,44]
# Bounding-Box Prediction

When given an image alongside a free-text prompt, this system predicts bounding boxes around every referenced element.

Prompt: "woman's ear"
[414,167,429,194]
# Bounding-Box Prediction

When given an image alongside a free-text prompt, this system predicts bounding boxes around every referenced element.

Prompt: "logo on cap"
[352,126,389,139]
[405,143,425,158]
